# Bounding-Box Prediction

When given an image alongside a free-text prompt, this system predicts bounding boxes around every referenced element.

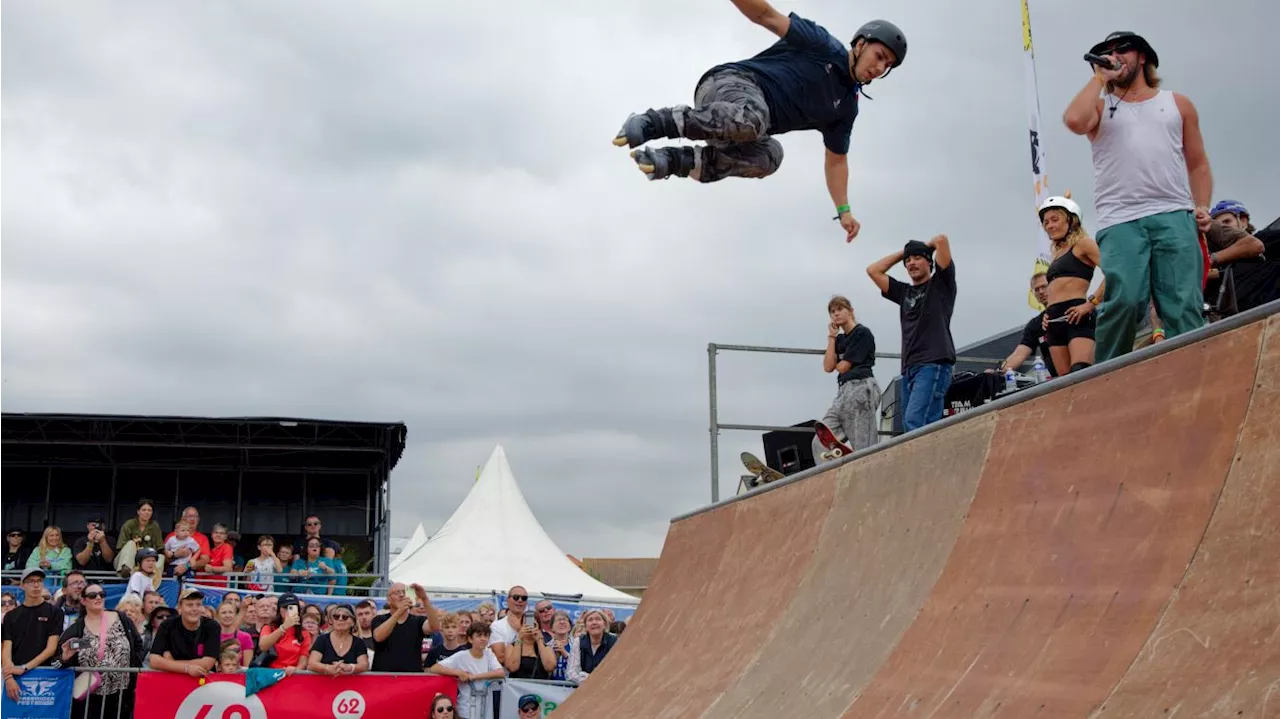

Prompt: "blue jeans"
[900,362,954,432]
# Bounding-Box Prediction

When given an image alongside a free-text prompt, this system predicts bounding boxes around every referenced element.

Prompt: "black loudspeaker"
[761,420,818,476]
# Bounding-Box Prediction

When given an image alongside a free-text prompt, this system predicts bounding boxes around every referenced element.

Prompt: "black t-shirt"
[884,261,958,372]
[370,614,426,672]
[311,632,369,665]
[423,641,469,669]
[72,536,116,573]
[1018,312,1058,377]
[835,325,876,384]
[150,616,220,661]
[3,548,31,572]
[0,603,65,666]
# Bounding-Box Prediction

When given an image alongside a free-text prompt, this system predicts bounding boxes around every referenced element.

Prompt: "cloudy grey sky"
[3,0,1275,559]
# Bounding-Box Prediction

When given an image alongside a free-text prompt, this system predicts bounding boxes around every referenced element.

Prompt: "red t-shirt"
[264,625,313,669]
[202,543,234,587]
[164,530,211,576]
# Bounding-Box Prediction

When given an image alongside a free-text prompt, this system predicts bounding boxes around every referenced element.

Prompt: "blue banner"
[2,578,179,609]
[0,668,73,719]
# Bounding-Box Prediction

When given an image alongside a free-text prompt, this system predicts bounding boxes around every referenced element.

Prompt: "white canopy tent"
[389,522,428,572]
[390,445,638,606]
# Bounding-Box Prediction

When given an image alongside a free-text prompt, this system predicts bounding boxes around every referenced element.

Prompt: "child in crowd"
[125,548,162,595]
[244,535,281,593]
[218,640,243,674]
[164,521,200,578]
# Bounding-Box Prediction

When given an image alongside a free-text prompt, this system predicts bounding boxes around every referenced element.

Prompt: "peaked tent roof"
[390,445,638,605]
[389,523,428,572]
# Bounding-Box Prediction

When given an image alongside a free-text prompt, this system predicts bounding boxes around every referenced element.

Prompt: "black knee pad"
[1070,362,1092,373]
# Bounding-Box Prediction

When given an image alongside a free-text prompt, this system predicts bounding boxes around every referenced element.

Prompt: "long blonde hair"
[36,526,63,560]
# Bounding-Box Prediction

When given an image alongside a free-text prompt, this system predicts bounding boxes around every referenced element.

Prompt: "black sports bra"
[1046,246,1094,283]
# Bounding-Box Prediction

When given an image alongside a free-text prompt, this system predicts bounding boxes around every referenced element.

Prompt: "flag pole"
[1022,0,1052,310]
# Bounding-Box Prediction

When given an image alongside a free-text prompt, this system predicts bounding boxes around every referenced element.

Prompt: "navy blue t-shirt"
[709,13,861,153]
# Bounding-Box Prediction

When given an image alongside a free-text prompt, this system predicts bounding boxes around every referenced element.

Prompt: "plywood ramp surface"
[557,307,1280,718]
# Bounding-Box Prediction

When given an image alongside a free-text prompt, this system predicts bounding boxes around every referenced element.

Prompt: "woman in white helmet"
[1039,196,1105,374]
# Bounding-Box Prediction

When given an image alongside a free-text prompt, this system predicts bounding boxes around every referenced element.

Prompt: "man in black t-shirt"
[2,569,64,703]
[867,235,957,432]
[998,272,1058,378]
[370,582,439,672]
[72,516,116,574]
[816,295,881,453]
[148,587,219,678]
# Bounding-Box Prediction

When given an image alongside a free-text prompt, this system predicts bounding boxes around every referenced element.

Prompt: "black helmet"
[853,20,907,68]
[1089,31,1158,68]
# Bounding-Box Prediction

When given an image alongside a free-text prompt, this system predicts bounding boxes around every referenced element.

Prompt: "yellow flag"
[1022,0,1051,311]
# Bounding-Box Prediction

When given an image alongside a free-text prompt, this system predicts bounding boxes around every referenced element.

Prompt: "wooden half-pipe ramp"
[557,304,1280,718]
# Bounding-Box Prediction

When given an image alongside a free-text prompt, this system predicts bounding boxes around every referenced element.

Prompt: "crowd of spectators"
[3,501,623,718]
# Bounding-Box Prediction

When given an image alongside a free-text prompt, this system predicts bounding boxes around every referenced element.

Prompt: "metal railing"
[0,569,385,597]
[706,342,1008,502]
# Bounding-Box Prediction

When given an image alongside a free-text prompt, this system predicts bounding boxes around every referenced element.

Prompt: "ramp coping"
[677,298,1280,523]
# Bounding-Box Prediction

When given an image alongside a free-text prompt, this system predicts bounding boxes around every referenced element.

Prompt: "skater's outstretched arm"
[729,0,791,37]
[866,250,903,295]
[825,150,860,243]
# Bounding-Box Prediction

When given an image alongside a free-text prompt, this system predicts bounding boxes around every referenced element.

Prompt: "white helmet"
[1038,196,1082,220]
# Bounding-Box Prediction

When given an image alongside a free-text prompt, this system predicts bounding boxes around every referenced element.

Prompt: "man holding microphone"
[1063,30,1212,363]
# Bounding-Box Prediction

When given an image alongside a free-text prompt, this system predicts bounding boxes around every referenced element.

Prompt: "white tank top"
[1090,89,1194,231]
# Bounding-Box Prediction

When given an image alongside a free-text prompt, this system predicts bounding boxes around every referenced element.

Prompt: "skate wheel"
[832,448,844,458]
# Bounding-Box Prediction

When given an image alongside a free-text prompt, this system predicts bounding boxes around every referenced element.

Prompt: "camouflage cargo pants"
[684,69,784,182]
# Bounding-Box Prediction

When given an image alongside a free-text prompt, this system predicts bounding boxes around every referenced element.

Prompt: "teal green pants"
[1095,209,1205,363]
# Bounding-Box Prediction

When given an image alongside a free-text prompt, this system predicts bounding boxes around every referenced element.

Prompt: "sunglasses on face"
[83,592,105,600]
[332,614,354,621]
[435,706,454,714]
[1102,42,1134,55]
[7,533,22,538]
[510,595,528,602]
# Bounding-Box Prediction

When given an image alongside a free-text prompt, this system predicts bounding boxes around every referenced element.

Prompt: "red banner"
[135,672,457,719]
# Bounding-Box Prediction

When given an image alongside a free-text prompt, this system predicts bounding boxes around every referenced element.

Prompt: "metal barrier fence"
[15,667,581,719]
[0,569,387,597]
[706,342,1008,502]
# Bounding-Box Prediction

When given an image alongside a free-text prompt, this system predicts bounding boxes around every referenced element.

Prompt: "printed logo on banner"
[331,690,366,719]
[174,681,268,719]
[1,669,74,719]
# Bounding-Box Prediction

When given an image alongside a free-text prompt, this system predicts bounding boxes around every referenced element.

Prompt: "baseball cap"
[179,586,205,601]
[518,694,541,710]
[21,567,46,582]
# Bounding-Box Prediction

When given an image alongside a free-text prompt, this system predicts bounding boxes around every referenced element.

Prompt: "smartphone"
[1083,53,1116,70]
[68,638,86,651]
[523,610,536,627]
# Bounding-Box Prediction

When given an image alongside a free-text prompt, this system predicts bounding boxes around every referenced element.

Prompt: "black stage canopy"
[2,413,407,571]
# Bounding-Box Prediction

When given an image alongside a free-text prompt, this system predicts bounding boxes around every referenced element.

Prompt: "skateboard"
[740,451,785,488]
[814,421,854,462]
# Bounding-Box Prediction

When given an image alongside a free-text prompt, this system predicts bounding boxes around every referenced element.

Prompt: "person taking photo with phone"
[370,582,439,672]
[58,582,144,718]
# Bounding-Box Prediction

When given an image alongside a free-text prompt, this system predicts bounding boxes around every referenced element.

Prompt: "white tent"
[389,522,428,572]
[390,445,638,605]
